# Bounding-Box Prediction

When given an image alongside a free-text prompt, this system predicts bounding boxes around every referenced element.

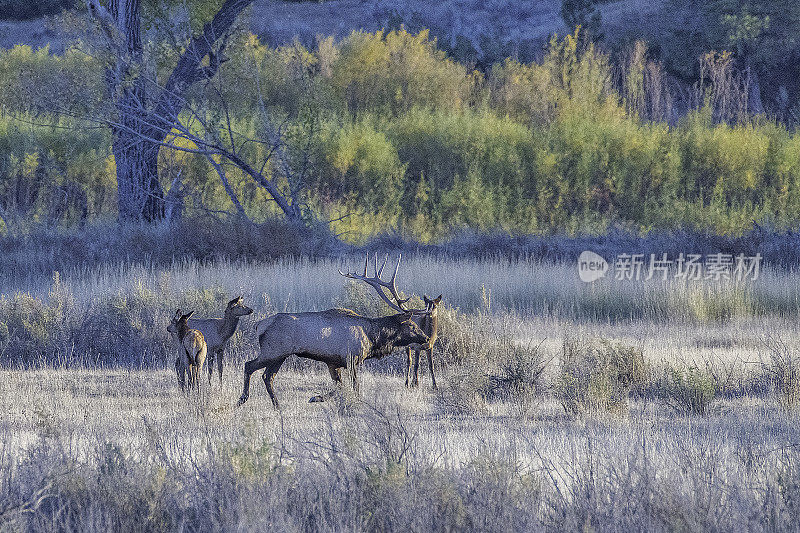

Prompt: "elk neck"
[219,310,241,340]
[421,312,437,336]
[176,321,191,342]
[367,313,407,355]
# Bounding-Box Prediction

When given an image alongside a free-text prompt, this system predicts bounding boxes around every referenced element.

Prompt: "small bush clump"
[660,364,716,415]
[556,337,647,415]
[760,339,800,409]
[434,309,548,415]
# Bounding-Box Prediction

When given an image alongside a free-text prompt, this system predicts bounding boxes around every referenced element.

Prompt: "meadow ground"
[2,256,800,531]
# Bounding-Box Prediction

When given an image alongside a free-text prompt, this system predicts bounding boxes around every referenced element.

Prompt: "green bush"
[556,337,647,415]
[331,28,473,116]
[488,29,612,126]
[0,291,64,364]
[314,120,407,214]
[661,364,716,415]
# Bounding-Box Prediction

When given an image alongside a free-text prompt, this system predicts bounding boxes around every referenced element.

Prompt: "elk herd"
[167,254,442,409]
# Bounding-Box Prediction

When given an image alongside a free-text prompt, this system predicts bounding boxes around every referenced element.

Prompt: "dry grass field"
[2,256,800,530]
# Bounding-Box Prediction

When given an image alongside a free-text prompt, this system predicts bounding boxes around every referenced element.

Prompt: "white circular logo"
[577,251,608,283]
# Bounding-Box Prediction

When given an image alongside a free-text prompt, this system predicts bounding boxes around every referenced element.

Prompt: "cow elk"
[238,254,430,409]
[406,294,443,390]
[167,310,208,392]
[184,296,253,385]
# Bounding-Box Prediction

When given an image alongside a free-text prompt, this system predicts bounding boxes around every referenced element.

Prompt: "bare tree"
[84,0,258,222]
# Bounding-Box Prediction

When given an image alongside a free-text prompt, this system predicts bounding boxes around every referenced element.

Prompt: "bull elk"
[183,296,253,385]
[237,254,430,409]
[167,310,208,391]
[406,294,442,390]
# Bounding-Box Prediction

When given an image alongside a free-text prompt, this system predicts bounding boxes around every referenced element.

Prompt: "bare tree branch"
[205,154,249,220]
[152,0,254,127]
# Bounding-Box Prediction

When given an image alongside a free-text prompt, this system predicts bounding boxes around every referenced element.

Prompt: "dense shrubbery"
[3,29,800,239]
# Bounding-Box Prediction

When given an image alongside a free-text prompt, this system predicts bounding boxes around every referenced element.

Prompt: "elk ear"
[434,295,442,304]
[183,311,194,320]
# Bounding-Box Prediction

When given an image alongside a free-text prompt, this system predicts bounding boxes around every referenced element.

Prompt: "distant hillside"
[0,0,663,62]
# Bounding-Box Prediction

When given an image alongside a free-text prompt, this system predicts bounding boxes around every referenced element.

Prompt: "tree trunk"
[108,0,164,222]
[112,115,165,221]
[746,65,765,116]
[89,0,256,222]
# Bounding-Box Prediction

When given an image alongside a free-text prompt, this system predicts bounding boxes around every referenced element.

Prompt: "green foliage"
[0,113,113,231]
[722,7,769,57]
[0,291,64,364]
[5,29,800,238]
[654,0,800,83]
[557,337,647,415]
[314,119,406,215]
[385,108,535,231]
[330,28,473,116]
[0,45,101,113]
[661,364,716,415]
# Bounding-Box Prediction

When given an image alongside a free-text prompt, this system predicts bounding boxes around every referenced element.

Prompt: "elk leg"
[207,352,215,385]
[405,348,413,388]
[262,357,287,410]
[412,348,421,388]
[187,363,194,390]
[427,348,437,391]
[175,357,186,391]
[217,349,224,385]
[310,364,343,403]
[238,358,269,406]
[351,362,360,396]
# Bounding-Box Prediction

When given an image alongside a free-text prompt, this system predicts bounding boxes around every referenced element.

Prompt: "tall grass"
[1,252,799,368]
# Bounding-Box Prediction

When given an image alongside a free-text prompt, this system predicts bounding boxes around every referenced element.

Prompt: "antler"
[339,253,427,314]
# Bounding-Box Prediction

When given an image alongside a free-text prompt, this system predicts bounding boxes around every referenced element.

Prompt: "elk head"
[423,294,443,313]
[226,296,253,317]
[168,310,195,340]
[167,309,182,335]
[399,317,429,345]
